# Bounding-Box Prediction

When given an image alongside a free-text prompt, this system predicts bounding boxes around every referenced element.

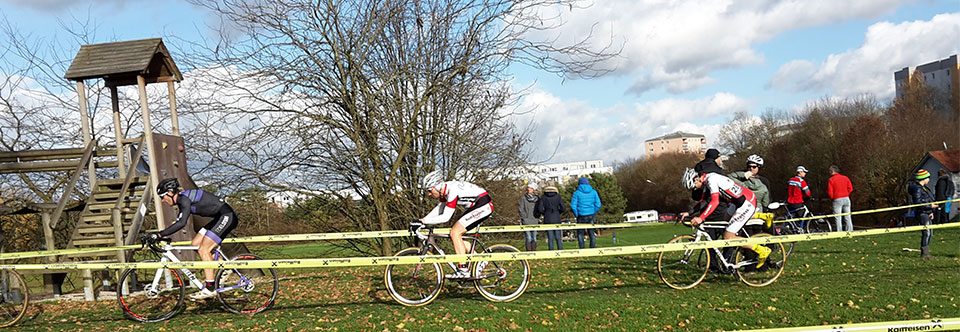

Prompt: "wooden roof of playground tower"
[64,38,183,86]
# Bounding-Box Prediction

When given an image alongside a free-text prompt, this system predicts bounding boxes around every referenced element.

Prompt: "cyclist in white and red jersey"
[413,170,493,279]
[680,168,772,267]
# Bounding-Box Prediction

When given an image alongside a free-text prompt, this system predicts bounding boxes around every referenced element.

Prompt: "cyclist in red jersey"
[680,168,772,267]
[412,171,493,279]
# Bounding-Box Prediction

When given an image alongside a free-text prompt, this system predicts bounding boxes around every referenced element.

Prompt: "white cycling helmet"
[681,168,699,190]
[421,170,444,191]
[746,154,764,166]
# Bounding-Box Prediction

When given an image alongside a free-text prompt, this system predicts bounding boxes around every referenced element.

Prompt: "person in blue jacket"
[571,177,602,248]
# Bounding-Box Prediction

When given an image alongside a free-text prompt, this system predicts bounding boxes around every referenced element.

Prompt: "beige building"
[894,54,960,117]
[644,131,707,157]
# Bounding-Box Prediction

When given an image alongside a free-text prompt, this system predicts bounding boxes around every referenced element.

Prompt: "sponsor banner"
[736,317,960,332]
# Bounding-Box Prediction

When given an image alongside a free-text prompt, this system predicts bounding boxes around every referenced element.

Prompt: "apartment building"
[894,54,960,116]
[643,131,707,157]
[523,160,613,186]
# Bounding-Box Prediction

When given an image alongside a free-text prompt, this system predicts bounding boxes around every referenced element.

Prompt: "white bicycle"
[117,234,278,322]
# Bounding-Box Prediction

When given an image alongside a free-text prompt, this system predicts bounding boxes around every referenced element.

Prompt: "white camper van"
[623,210,658,223]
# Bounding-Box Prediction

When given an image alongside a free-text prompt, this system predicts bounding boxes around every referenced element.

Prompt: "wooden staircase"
[66,176,150,261]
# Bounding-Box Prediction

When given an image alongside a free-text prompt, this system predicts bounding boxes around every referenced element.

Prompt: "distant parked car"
[623,210,658,223]
[658,213,678,222]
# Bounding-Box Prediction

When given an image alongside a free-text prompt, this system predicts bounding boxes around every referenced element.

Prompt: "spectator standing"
[518,182,540,251]
[536,186,566,250]
[571,177,602,249]
[693,148,728,220]
[786,166,812,213]
[827,165,854,231]
[908,169,938,260]
[934,169,955,224]
[728,154,770,212]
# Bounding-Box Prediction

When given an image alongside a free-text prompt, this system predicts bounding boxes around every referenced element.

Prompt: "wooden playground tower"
[0,38,198,300]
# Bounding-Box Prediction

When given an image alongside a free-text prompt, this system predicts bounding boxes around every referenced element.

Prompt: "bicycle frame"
[690,223,758,271]
[417,229,488,274]
[142,244,250,295]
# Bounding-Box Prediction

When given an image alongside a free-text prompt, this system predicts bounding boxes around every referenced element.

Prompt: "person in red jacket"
[786,166,812,214]
[827,165,854,231]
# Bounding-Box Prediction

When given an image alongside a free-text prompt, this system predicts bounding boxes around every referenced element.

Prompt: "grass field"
[9,223,959,331]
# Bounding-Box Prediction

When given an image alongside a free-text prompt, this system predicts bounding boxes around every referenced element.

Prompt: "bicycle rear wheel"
[473,244,530,302]
[216,254,278,314]
[657,235,709,290]
[734,233,786,287]
[384,247,443,306]
[805,217,832,233]
[0,270,28,328]
[117,262,185,322]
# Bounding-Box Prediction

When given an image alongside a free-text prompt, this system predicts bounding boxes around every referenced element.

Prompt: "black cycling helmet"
[157,178,180,196]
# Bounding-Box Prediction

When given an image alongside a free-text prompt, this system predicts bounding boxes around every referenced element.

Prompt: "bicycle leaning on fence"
[116,233,278,322]
[0,269,28,328]
[657,218,787,290]
[384,222,531,306]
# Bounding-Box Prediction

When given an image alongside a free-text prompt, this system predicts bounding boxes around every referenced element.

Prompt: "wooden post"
[76,81,97,189]
[40,208,57,294]
[138,76,168,230]
[110,86,126,177]
[167,81,180,136]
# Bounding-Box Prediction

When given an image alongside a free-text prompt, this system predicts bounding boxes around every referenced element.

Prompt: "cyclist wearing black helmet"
[150,177,238,300]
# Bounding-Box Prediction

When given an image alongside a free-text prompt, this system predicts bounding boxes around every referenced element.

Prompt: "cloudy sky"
[1,0,957,165]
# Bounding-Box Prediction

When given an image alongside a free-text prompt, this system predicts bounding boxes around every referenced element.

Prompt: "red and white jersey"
[422,181,489,225]
[697,173,756,220]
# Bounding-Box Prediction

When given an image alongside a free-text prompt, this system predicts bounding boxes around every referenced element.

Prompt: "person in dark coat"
[536,186,566,250]
[692,148,727,221]
[908,169,938,259]
[934,169,955,224]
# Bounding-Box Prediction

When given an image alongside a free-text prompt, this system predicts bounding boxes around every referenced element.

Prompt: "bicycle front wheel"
[473,244,530,302]
[657,235,709,290]
[805,217,832,233]
[0,270,28,328]
[117,263,185,322]
[216,254,278,315]
[735,233,786,287]
[384,247,443,306]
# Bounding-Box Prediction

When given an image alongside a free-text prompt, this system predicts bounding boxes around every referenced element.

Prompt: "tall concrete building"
[894,54,959,116]
[644,131,707,157]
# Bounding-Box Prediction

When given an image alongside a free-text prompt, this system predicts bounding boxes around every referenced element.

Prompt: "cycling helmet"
[746,154,764,166]
[156,178,180,196]
[681,168,698,190]
[421,170,444,191]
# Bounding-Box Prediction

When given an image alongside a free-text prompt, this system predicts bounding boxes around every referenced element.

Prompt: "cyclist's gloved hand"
[408,220,424,235]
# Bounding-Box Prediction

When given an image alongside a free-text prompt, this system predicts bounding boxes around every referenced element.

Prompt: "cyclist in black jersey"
[149,177,239,300]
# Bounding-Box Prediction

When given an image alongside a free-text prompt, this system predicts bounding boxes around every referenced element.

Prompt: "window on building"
[649,148,653,152]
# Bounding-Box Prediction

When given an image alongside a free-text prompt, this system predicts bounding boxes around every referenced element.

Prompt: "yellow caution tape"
[1,221,957,270]
[0,198,953,262]
[736,317,960,332]
[0,222,642,260]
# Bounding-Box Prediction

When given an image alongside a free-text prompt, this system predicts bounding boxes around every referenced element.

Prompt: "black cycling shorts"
[199,205,238,245]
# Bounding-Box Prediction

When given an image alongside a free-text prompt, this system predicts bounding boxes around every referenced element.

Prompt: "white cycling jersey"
[422,181,491,227]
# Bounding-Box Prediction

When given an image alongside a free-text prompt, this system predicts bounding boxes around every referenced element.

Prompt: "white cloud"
[769,12,960,99]
[515,87,751,164]
[525,0,909,96]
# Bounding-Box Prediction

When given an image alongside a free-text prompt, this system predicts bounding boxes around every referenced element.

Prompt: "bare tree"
[176,0,617,254]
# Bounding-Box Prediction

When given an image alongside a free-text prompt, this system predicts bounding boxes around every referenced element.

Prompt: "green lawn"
[10,224,959,331]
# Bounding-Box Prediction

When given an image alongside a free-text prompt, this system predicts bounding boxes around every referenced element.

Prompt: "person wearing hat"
[518,182,541,251]
[908,169,938,259]
[536,185,566,250]
[786,166,812,215]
